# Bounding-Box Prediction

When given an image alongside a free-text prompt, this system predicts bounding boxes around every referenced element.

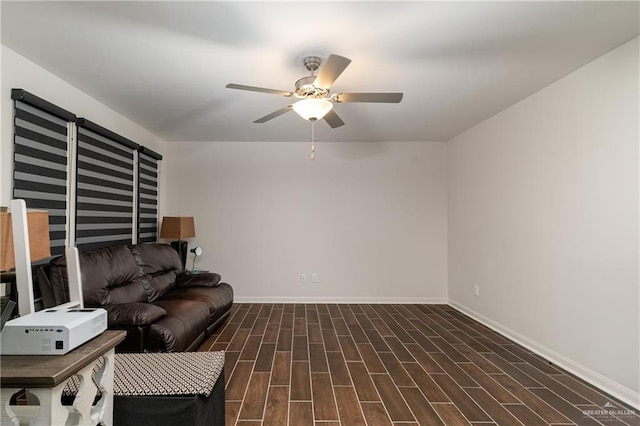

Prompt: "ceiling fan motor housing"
[295,76,329,99]
[293,56,331,99]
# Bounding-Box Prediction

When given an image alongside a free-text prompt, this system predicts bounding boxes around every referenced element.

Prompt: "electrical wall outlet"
[311,273,318,283]
[300,273,307,283]
[474,284,480,297]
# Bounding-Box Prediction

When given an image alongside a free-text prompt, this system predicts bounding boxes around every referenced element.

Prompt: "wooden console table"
[1,330,125,426]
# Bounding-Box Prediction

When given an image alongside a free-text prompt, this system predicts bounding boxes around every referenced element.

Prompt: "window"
[75,119,138,251]
[11,89,75,256]
[11,89,162,254]
[137,148,162,244]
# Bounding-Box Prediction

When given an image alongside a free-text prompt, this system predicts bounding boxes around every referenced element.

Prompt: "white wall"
[448,38,639,405]
[165,140,448,303]
[0,45,168,207]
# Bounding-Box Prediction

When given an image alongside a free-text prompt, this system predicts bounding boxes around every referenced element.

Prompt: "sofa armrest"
[175,272,222,288]
[107,303,167,326]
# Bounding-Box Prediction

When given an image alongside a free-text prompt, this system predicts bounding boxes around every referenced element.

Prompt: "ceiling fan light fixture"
[292,98,333,121]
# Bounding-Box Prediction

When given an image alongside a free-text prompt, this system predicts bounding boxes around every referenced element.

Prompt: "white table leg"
[62,350,115,426]
[3,387,72,426]
[0,352,113,426]
[27,385,69,426]
[0,388,22,426]
[91,349,115,426]
[66,362,98,425]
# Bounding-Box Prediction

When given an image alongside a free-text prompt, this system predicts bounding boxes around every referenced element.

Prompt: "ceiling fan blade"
[226,83,293,97]
[323,109,345,128]
[253,105,293,123]
[314,55,352,89]
[333,93,403,103]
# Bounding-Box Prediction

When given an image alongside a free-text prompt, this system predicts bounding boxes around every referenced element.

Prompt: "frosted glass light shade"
[292,98,333,121]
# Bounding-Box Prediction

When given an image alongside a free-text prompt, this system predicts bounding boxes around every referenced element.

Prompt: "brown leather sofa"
[49,243,233,352]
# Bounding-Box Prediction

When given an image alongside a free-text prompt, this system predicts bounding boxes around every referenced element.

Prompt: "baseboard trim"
[233,296,448,304]
[448,299,640,410]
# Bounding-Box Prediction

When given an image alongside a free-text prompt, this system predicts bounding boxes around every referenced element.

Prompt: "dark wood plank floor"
[198,304,639,425]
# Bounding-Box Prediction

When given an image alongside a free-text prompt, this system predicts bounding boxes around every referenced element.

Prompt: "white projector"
[0,307,107,355]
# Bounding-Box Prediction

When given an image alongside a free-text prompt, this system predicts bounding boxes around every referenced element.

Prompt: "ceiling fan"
[226,54,403,128]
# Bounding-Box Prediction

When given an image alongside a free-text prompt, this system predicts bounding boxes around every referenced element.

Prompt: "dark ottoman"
[113,351,225,426]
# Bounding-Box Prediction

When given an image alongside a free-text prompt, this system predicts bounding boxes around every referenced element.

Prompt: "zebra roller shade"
[137,150,160,243]
[75,125,135,251]
[12,100,71,256]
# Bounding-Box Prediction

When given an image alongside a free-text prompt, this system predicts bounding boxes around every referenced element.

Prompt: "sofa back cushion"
[50,245,147,307]
[128,244,182,302]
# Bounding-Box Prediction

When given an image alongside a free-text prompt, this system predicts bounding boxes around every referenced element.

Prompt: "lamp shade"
[0,209,51,271]
[160,216,196,240]
[292,98,333,121]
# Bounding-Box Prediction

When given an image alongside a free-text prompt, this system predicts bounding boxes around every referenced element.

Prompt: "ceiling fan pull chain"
[310,121,316,161]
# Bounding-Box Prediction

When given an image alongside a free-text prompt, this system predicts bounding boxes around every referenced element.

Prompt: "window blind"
[11,89,76,256]
[11,90,162,254]
[137,148,162,244]
[75,119,139,252]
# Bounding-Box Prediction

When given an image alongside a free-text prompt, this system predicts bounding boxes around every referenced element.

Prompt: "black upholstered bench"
[112,351,225,426]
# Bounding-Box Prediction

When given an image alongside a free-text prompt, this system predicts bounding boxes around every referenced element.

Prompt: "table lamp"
[159,216,195,270]
[190,246,203,272]
[0,200,51,315]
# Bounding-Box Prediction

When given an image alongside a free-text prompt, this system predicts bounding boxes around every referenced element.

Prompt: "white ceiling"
[1,1,638,143]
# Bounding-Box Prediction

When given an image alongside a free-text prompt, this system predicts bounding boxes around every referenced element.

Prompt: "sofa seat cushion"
[147,299,210,352]
[161,283,233,328]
